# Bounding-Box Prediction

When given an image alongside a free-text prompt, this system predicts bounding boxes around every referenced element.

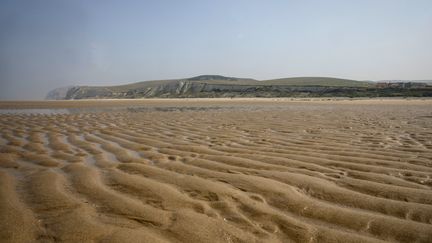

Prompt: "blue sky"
[1,0,431,99]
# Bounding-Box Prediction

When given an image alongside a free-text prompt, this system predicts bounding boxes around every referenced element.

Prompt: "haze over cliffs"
[46,75,432,100]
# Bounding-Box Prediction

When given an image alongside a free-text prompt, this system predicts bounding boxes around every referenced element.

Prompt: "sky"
[1,0,431,100]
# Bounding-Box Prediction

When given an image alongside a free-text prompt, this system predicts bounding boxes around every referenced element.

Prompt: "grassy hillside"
[80,76,370,92]
[47,75,391,99]
[81,75,260,92]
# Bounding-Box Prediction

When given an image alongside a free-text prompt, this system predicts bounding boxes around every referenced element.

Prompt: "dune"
[1,98,432,242]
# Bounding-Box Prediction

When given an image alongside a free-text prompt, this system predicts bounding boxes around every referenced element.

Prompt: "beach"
[1,98,432,242]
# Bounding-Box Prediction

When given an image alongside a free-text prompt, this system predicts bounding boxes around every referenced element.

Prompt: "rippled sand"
[1,99,432,242]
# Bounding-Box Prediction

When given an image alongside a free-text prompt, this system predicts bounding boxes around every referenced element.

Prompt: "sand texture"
[1,99,432,242]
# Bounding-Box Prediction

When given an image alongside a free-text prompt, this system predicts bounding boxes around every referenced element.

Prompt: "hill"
[46,75,431,99]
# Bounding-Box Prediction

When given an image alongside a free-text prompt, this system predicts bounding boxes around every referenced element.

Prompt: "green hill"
[46,75,431,99]
[81,76,369,93]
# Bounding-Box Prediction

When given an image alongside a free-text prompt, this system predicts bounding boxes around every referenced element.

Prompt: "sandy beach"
[1,98,432,242]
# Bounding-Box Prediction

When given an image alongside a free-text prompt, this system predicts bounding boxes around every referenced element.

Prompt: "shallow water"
[0,107,126,115]
[0,108,71,115]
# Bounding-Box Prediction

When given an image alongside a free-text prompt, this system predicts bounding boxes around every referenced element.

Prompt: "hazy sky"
[1,0,431,99]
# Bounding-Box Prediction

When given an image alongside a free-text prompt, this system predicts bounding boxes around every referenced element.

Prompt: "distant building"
[376,82,427,89]
[376,82,389,88]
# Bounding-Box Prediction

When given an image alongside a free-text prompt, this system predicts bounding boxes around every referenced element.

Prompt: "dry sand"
[1,98,432,242]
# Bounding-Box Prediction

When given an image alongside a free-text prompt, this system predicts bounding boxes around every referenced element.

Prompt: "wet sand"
[1,99,432,242]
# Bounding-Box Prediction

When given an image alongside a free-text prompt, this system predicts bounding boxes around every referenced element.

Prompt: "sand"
[1,98,432,242]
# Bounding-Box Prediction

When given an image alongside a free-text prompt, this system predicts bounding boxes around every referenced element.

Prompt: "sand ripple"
[1,100,432,242]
